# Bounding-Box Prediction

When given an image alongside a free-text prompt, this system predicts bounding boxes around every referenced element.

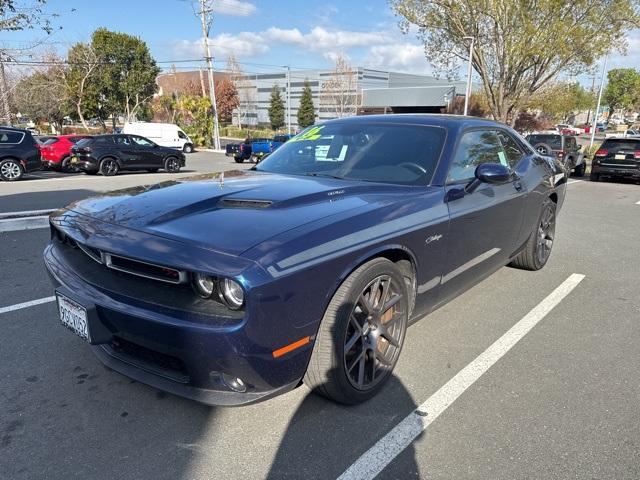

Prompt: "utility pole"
[195,0,220,150]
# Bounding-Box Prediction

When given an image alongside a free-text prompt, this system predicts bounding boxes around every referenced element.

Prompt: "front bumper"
[43,225,317,406]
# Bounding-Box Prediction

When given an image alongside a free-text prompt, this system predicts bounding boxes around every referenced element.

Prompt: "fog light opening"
[221,373,247,393]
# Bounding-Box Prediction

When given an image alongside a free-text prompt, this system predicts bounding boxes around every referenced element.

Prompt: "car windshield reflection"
[255,123,446,185]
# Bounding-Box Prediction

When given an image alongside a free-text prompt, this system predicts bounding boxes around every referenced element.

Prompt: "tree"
[64,42,101,130]
[390,0,640,126]
[320,54,358,118]
[268,83,285,130]
[226,53,257,130]
[532,82,595,123]
[91,28,161,124]
[603,68,640,117]
[297,79,315,128]
[215,76,239,123]
[0,0,62,124]
[13,65,67,133]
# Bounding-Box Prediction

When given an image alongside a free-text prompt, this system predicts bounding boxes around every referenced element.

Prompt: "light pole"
[589,55,608,151]
[463,36,474,116]
[283,65,291,134]
[195,0,220,150]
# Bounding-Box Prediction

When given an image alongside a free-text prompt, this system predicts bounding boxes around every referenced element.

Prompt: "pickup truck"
[225,137,270,163]
[251,134,293,162]
[604,129,640,139]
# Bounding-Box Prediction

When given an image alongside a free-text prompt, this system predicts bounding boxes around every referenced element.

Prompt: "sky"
[0,0,639,87]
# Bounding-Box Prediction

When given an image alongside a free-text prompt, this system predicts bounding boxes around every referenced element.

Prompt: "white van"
[123,122,194,153]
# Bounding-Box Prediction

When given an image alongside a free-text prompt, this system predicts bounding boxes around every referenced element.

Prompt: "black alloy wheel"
[99,158,119,176]
[510,198,556,271]
[164,157,181,173]
[304,258,409,404]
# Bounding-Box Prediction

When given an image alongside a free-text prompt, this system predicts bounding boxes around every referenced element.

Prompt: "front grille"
[108,336,189,383]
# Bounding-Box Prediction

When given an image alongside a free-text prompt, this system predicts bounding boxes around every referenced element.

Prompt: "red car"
[40,134,91,172]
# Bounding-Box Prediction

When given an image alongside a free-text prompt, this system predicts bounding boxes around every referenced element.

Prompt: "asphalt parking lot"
[1,150,639,479]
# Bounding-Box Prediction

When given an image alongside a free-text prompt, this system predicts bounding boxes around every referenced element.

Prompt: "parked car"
[0,127,43,181]
[583,123,607,133]
[251,134,293,161]
[525,133,586,176]
[44,115,566,407]
[69,134,186,176]
[123,122,194,153]
[590,137,640,182]
[225,137,270,163]
[40,134,92,172]
[556,124,582,136]
[603,129,640,139]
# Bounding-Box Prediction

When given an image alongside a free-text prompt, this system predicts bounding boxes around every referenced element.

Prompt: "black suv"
[590,138,640,182]
[0,127,43,181]
[525,133,586,177]
[70,134,186,176]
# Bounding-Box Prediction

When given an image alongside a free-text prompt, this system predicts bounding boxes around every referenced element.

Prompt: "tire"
[589,172,600,182]
[573,161,586,177]
[84,170,98,175]
[304,258,409,404]
[183,144,194,154]
[0,158,23,181]
[234,157,245,163]
[61,156,77,173]
[146,168,159,173]
[164,156,181,173]
[99,158,119,176]
[533,143,552,156]
[510,198,556,271]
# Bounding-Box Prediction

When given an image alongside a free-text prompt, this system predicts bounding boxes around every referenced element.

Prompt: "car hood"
[64,170,411,256]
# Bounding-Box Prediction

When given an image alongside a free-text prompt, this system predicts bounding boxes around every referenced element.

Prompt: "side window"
[132,136,153,147]
[448,130,504,183]
[495,130,526,168]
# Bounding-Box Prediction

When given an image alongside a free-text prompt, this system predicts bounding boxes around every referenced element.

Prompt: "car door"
[438,128,528,305]
[113,135,145,170]
[130,135,163,168]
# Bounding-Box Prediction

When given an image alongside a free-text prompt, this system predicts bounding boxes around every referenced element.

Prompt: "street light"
[463,36,475,116]
[589,55,608,151]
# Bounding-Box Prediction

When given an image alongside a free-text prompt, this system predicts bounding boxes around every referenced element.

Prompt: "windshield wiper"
[306,172,346,180]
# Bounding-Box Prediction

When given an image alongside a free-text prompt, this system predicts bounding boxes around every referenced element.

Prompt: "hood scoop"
[218,198,273,209]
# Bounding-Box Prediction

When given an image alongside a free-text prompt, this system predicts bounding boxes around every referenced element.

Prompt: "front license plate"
[615,154,625,160]
[57,293,90,342]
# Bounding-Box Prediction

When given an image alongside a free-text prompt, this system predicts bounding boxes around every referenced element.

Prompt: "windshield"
[255,123,446,185]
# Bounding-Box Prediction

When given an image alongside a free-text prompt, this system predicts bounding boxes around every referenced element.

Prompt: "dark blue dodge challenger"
[44,115,567,406]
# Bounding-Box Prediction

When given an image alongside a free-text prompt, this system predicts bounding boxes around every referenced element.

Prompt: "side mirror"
[465,163,511,194]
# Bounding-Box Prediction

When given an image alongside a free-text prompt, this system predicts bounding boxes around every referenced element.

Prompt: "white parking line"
[0,296,56,314]
[338,273,585,480]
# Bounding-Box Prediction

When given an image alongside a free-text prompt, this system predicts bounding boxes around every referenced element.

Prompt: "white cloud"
[211,0,257,16]
[364,43,431,75]
[262,26,393,51]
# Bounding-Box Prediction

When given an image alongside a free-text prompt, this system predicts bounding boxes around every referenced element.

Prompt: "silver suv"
[525,133,586,177]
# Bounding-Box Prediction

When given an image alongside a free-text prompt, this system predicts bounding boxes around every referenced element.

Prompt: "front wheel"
[183,144,194,154]
[0,159,23,181]
[234,157,245,163]
[573,161,586,177]
[304,258,409,404]
[164,156,181,173]
[510,198,556,271]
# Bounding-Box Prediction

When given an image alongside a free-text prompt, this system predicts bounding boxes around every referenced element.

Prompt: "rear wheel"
[164,156,181,173]
[60,156,77,173]
[304,258,409,404]
[0,159,23,181]
[510,198,556,271]
[234,157,245,163]
[99,158,119,176]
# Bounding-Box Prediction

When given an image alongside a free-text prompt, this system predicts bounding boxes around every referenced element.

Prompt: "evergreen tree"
[268,83,285,130]
[297,79,315,129]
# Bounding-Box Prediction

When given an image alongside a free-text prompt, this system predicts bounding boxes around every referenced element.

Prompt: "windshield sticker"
[289,125,325,143]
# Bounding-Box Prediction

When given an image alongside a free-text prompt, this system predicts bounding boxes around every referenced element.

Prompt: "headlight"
[218,278,244,310]
[191,273,215,298]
